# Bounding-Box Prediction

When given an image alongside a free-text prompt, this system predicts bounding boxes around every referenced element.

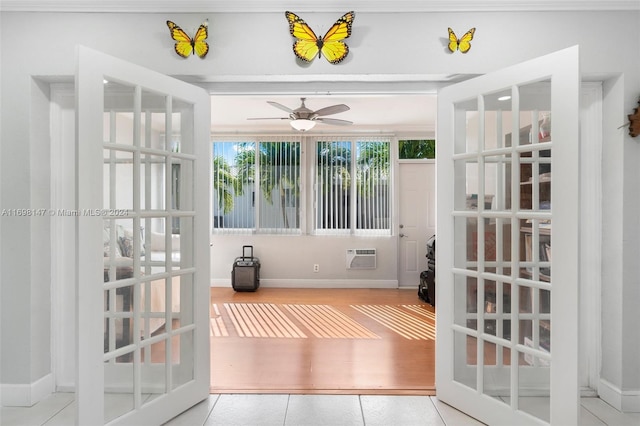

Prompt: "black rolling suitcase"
[232,245,260,292]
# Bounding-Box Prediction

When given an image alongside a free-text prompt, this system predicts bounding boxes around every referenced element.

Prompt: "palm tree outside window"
[212,137,301,234]
[211,135,391,236]
[315,136,391,235]
[398,139,436,159]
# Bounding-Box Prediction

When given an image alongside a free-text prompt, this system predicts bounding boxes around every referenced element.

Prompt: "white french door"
[75,46,211,425]
[436,46,580,425]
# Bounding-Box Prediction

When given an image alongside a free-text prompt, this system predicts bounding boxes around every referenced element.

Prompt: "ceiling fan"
[248,97,353,131]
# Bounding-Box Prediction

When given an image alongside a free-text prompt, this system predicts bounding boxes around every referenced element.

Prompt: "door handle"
[399,233,406,238]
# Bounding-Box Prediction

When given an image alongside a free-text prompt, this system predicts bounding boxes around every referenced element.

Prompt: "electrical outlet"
[313,264,320,273]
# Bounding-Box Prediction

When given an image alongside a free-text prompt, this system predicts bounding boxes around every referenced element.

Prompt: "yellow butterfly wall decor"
[447,27,475,53]
[166,20,209,58]
[285,11,355,64]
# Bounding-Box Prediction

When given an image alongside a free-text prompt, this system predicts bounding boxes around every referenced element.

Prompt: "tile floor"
[3,393,640,426]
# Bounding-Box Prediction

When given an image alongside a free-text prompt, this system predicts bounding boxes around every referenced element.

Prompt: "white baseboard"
[211,278,398,289]
[580,386,598,398]
[598,378,640,412]
[1,374,53,407]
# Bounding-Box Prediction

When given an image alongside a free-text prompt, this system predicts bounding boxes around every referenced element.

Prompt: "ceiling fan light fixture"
[290,119,316,132]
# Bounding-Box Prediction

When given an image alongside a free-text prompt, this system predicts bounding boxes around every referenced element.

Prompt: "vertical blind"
[315,136,391,235]
[315,138,351,232]
[212,135,302,234]
[212,134,391,236]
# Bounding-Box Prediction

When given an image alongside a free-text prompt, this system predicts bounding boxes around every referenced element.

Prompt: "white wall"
[1,9,639,410]
[211,234,398,288]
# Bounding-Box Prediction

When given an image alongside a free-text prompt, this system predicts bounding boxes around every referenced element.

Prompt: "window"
[212,136,301,234]
[315,136,391,235]
[212,135,392,236]
[398,139,435,159]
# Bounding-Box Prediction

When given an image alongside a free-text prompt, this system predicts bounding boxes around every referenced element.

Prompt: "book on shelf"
[523,172,552,184]
[522,222,552,233]
[523,233,551,277]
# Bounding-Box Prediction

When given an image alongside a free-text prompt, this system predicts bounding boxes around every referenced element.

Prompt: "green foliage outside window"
[398,139,436,159]
[212,141,301,230]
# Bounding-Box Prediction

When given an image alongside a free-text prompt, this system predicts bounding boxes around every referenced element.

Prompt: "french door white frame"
[75,46,211,425]
[436,46,581,425]
[41,47,597,423]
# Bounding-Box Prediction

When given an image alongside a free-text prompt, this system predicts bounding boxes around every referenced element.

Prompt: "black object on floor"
[418,235,436,306]
[232,245,261,292]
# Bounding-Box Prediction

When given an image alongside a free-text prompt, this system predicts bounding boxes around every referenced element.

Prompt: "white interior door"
[436,46,580,425]
[398,161,435,287]
[75,46,211,425]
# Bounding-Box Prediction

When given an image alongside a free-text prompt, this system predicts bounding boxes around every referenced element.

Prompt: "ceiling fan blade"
[267,101,294,113]
[316,117,353,126]
[247,117,289,120]
[313,104,350,117]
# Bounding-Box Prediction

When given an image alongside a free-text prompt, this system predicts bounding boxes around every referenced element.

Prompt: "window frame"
[210,134,398,236]
[211,135,303,235]
[313,135,393,236]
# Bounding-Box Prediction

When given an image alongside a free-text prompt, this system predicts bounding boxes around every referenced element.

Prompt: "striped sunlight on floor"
[351,304,436,340]
[210,302,435,340]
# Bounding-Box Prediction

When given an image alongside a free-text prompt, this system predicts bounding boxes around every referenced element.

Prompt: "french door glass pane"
[103,149,134,211]
[99,78,198,422]
[140,154,166,211]
[454,332,476,390]
[483,341,511,400]
[455,98,479,155]
[453,273,475,329]
[172,329,195,389]
[450,79,553,421]
[104,364,134,423]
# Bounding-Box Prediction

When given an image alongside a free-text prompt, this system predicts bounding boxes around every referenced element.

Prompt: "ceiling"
[194,74,467,135]
[210,93,437,134]
[4,0,638,12]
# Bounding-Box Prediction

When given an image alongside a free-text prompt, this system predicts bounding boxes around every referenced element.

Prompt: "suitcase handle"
[242,245,253,260]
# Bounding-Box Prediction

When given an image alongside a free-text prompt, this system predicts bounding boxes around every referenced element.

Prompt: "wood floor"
[210,287,436,395]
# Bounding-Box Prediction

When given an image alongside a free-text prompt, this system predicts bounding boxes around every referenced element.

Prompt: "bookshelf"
[504,121,552,360]
[463,119,552,354]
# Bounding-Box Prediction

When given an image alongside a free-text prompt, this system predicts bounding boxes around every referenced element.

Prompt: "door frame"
[45,75,600,420]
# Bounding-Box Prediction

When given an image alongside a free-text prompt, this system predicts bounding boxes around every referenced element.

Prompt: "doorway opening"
[47,77,601,412]
[207,92,438,394]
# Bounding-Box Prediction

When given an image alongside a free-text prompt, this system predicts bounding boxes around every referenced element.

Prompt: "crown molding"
[1,0,639,13]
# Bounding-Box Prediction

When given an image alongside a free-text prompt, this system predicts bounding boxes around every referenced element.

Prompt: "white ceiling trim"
[2,0,639,13]
[190,73,462,83]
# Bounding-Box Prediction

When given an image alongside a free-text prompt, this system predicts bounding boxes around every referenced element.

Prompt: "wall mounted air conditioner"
[346,248,377,269]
